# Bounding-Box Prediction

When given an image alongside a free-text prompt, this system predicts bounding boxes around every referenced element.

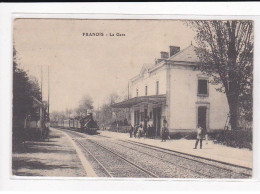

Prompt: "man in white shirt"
[194,125,203,149]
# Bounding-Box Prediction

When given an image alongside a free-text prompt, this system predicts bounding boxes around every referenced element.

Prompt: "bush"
[169,132,184,139]
[169,132,197,140]
[214,130,252,150]
[184,132,197,140]
[169,130,252,150]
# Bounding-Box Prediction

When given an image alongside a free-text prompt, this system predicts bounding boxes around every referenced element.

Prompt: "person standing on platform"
[194,125,203,149]
[129,125,133,138]
[143,118,148,138]
[137,123,143,138]
[148,117,153,138]
[161,119,168,142]
[134,124,138,138]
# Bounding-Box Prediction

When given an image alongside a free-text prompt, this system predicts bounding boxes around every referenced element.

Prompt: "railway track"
[114,139,252,178]
[58,128,252,178]
[75,138,158,178]
[95,134,252,178]
[127,140,252,175]
[90,135,251,178]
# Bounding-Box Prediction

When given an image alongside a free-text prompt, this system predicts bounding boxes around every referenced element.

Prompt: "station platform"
[12,128,86,177]
[99,130,253,169]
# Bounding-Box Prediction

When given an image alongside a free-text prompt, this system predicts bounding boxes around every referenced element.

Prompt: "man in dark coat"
[129,125,133,138]
[143,118,148,138]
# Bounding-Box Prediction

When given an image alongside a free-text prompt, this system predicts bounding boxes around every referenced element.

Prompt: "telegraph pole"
[48,65,50,121]
[128,81,129,100]
[41,65,43,101]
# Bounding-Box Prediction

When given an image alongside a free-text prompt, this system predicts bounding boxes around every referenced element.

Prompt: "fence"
[106,125,131,133]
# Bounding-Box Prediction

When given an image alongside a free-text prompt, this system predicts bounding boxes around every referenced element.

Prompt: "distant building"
[25,97,45,129]
[111,45,229,137]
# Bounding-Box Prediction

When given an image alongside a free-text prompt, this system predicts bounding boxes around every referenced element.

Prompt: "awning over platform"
[111,94,166,108]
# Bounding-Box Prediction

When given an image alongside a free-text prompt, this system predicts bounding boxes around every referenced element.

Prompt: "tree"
[65,108,73,119]
[186,20,253,130]
[75,95,94,120]
[28,76,42,100]
[50,111,62,123]
[95,92,130,127]
[13,48,42,123]
[13,47,42,144]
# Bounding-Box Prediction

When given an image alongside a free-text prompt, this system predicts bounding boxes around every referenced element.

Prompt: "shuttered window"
[198,79,208,96]
[156,81,159,95]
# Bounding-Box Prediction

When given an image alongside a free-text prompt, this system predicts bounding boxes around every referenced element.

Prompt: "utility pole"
[128,81,129,100]
[41,65,43,101]
[48,65,50,121]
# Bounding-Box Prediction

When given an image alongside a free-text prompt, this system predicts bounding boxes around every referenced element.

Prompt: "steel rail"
[121,139,252,178]
[75,139,113,177]
[101,139,214,178]
[58,128,251,178]
[86,139,160,178]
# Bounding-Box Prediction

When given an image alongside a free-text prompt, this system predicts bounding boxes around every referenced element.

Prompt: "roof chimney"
[169,46,180,57]
[160,51,169,59]
[155,58,164,64]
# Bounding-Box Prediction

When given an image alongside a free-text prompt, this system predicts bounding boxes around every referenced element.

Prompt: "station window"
[136,88,139,97]
[156,81,159,95]
[198,79,208,96]
[145,86,148,96]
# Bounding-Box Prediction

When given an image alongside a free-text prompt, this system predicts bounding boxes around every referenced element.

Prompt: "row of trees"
[50,92,129,128]
[50,95,94,125]
[95,93,130,127]
[13,48,42,142]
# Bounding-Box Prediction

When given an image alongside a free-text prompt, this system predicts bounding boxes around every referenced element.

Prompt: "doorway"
[153,107,162,137]
[134,110,140,125]
[198,106,207,131]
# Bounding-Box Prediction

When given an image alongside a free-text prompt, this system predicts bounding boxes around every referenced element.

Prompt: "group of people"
[129,117,156,139]
[112,119,129,127]
[129,118,170,141]
[129,123,150,139]
[128,117,208,149]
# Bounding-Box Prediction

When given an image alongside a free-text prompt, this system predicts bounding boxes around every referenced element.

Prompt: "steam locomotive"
[79,113,99,134]
[54,113,99,134]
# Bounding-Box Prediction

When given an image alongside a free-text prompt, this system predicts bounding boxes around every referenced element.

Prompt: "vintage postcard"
[12,18,253,179]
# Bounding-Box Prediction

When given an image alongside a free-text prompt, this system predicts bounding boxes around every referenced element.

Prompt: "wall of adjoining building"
[169,65,229,131]
[130,66,167,98]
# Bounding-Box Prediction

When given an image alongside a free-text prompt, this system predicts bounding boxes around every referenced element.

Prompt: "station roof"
[168,45,199,63]
[111,94,166,108]
[32,96,44,108]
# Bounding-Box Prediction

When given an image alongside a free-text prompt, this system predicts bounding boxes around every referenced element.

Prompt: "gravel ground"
[76,139,154,178]
[107,139,252,178]
[91,136,205,178]
[58,129,252,178]
[12,129,86,177]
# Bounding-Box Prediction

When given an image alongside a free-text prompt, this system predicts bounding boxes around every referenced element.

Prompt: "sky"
[13,19,196,112]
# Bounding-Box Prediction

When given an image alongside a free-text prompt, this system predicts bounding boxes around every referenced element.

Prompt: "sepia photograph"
[12,19,253,179]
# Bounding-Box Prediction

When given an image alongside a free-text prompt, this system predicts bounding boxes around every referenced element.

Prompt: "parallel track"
[115,139,251,178]
[76,140,113,177]
[58,128,252,178]
[122,139,252,177]
[85,139,159,178]
[70,133,159,178]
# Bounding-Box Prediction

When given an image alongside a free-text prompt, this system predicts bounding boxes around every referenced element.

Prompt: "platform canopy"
[111,94,166,108]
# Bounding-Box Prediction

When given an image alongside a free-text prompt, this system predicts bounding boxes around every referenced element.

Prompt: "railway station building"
[111,45,229,137]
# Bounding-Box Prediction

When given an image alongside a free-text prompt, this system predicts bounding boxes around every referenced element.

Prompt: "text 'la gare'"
[82,32,126,37]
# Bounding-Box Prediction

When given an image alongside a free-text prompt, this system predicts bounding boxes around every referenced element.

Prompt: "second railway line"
[59,128,252,179]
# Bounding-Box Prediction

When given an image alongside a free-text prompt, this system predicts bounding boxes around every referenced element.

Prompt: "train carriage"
[56,113,98,134]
